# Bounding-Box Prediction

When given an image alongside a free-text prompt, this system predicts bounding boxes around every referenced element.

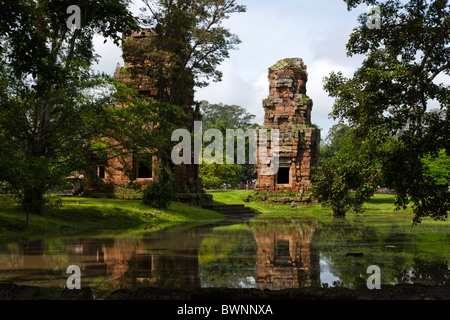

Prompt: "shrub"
[142,173,178,209]
[311,154,378,217]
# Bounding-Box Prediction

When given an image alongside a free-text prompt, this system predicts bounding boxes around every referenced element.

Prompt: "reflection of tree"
[0,243,23,270]
[314,220,383,288]
[42,239,69,270]
[313,220,450,288]
[251,219,320,289]
[199,225,257,288]
[409,255,449,285]
[0,239,68,287]
[2,219,448,295]
[1,228,209,295]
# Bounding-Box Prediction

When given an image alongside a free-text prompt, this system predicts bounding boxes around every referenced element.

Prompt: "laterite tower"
[255,58,320,193]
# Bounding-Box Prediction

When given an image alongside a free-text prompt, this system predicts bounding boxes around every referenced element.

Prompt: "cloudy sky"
[92,0,371,139]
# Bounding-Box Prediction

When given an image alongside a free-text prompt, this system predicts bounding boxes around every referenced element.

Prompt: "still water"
[0,214,449,298]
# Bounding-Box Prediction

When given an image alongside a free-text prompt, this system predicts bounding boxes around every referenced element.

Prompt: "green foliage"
[122,1,246,190]
[106,81,188,183]
[199,100,256,131]
[314,122,389,216]
[0,1,137,219]
[422,149,450,186]
[198,101,258,186]
[199,163,242,188]
[143,171,179,209]
[311,154,379,217]
[0,0,187,224]
[123,0,246,105]
[320,123,353,162]
[0,0,246,224]
[323,0,450,223]
[0,0,137,78]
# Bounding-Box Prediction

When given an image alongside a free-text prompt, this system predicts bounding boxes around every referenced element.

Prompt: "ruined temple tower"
[255,58,320,193]
[85,30,201,195]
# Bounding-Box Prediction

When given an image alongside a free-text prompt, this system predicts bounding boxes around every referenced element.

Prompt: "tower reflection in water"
[0,219,321,294]
[252,219,320,289]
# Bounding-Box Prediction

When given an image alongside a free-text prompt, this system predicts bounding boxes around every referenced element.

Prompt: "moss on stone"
[269,58,306,72]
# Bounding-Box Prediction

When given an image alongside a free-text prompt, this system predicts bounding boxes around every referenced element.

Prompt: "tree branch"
[429,63,450,82]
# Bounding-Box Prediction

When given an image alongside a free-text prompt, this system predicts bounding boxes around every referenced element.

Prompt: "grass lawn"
[207,190,417,220]
[209,190,450,232]
[1,190,446,239]
[0,195,225,239]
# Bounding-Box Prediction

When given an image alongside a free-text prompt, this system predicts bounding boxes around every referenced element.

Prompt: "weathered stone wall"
[255,58,320,193]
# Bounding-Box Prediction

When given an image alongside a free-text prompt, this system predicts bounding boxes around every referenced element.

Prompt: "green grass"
[206,190,447,223]
[1,190,447,239]
[0,195,225,239]
[208,189,333,218]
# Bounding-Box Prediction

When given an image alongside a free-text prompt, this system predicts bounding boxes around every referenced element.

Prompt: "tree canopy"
[121,0,246,192]
[198,101,258,188]
[312,124,381,217]
[321,0,449,223]
[0,1,246,222]
[319,123,353,163]
[0,0,140,220]
[122,0,246,106]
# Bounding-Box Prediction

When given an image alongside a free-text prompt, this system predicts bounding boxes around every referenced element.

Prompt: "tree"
[200,101,256,131]
[199,163,242,188]
[319,123,353,162]
[0,0,137,223]
[422,148,450,186]
[106,82,187,209]
[122,0,246,106]
[121,0,246,186]
[312,142,380,217]
[102,82,188,181]
[322,0,449,223]
[198,101,258,187]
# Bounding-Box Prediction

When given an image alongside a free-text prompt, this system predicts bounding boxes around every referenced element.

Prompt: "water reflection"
[0,231,208,294]
[0,217,449,298]
[252,220,320,289]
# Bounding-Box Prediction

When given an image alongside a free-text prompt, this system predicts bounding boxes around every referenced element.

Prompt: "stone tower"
[84,29,202,197]
[255,58,320,193]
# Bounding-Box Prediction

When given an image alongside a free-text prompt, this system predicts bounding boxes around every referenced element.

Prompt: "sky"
[92,0,372,139]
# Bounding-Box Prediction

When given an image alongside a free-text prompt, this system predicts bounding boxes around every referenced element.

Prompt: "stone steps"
[202,204,255,215]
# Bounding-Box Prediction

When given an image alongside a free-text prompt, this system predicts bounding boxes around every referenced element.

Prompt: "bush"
[142,173,178,209]
[311,154,378,217]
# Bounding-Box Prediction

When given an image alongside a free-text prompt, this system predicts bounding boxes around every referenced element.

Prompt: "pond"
[0,214,449,299]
